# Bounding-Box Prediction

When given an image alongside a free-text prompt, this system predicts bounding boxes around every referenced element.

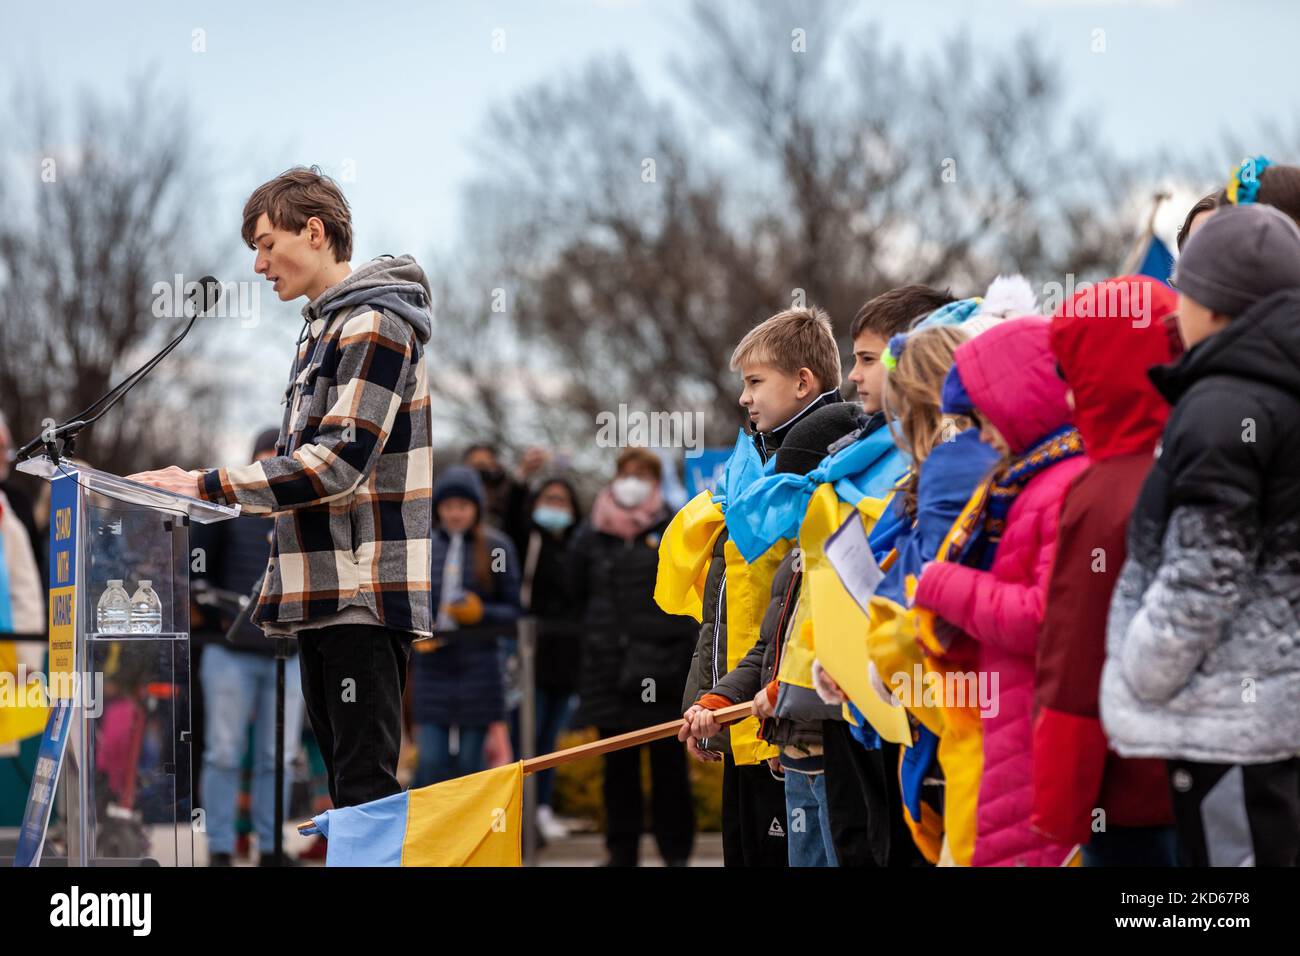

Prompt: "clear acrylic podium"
[14,455,238,866]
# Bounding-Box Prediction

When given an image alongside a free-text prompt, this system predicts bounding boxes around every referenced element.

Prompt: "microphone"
[15,275,225,465]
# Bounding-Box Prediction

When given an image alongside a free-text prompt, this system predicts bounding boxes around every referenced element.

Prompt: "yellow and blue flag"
[654,428,770,621]
[867,429,998,704]
[303,761,524,867]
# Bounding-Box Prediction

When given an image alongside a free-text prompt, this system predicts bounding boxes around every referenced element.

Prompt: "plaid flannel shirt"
[198,257,433,635]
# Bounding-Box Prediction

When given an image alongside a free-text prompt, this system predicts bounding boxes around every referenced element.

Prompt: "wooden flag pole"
[521,701,753,774]
[296,701,755,833]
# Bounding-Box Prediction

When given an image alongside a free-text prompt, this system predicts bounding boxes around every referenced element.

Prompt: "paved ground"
[5,819,726,867]
[206,825,725,867]
[533,832,723,867]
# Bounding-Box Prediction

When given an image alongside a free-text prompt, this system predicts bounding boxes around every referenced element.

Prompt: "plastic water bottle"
[128,580,163,634]
[96,579,131,634]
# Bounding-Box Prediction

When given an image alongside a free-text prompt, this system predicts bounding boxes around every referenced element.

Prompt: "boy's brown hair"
[849,285,955,340]
[241,165,354,262]
[729,306,841,392]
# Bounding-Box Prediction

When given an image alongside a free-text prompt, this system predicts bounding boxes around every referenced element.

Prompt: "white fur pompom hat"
[963,274,1038,338]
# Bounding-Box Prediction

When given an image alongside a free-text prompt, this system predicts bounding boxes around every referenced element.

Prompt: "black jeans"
[297,623,412,809]
[599,730,696,865]
[720,754,788,867]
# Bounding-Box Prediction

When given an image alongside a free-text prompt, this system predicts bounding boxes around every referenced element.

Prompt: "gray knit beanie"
[1174,203,1300,317]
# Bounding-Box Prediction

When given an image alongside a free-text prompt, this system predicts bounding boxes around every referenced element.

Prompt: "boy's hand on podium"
[127,465,204,497]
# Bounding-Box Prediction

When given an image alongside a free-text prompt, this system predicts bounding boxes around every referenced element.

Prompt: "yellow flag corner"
[402,761,524,866]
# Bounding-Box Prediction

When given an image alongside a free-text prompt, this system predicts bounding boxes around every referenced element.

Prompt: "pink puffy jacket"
[914,317,1085,867]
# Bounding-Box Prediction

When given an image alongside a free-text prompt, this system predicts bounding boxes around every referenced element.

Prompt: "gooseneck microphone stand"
[13,276,223,467]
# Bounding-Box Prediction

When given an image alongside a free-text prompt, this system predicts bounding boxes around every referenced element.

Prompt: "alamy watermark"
[0,665,104,718]
[1042,274,1154,327]
[595,404,705,458]
[884,662,1000,719]
[151,275,261,328]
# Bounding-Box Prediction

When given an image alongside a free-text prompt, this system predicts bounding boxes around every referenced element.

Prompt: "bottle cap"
[139,580,152,588]
[108,579,123,587]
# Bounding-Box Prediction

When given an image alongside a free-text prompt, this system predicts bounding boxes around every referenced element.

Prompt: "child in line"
[1101,204,1300,867]
[672,306,844,867]
[684,403,862,866]
[862,323,996,865]
[1217,156,1300,226]
[846,285,957,416]
[912,316,1086,866]
[822,277,1032,865]
[1178,159,1300,255]
[815,284,956,866]
[1037,275,1182,866]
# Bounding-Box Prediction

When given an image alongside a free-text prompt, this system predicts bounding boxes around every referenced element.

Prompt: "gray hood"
[301,254,433,343]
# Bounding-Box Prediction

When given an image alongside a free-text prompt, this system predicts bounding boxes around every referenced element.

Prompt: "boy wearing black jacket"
[1102,203,1300,866]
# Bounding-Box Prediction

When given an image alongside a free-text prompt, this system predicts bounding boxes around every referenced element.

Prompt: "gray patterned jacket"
[1101,289,1300,764]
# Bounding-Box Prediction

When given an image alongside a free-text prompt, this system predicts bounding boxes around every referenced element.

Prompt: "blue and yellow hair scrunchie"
[881,332,907,372]
[1226,155,1272,205]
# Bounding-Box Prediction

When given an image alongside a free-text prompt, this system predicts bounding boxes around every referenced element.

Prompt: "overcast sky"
[5,0,1298,463]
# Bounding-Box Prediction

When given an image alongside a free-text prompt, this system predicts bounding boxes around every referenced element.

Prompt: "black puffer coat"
[572,510,697,730]
[1102,287,1300,764]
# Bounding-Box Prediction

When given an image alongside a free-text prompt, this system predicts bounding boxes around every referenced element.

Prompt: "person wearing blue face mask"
[511,475,584,842]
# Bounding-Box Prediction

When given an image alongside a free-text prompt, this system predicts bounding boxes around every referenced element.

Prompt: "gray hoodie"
[301,253,433,345]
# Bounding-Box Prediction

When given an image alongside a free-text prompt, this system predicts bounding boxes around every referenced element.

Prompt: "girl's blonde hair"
[882,325,973,518]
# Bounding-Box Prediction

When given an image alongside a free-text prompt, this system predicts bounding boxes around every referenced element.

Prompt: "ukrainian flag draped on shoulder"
[653,428,768,621]
[726,418,912,743]
[725,422,904,564]
[652,428,782,764]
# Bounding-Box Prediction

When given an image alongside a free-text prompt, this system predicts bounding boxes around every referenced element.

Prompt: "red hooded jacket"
[1034,275,1181,846]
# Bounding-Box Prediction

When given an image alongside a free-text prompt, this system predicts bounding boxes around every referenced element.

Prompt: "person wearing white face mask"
[570,449,698,866]
[609,474,654,509]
